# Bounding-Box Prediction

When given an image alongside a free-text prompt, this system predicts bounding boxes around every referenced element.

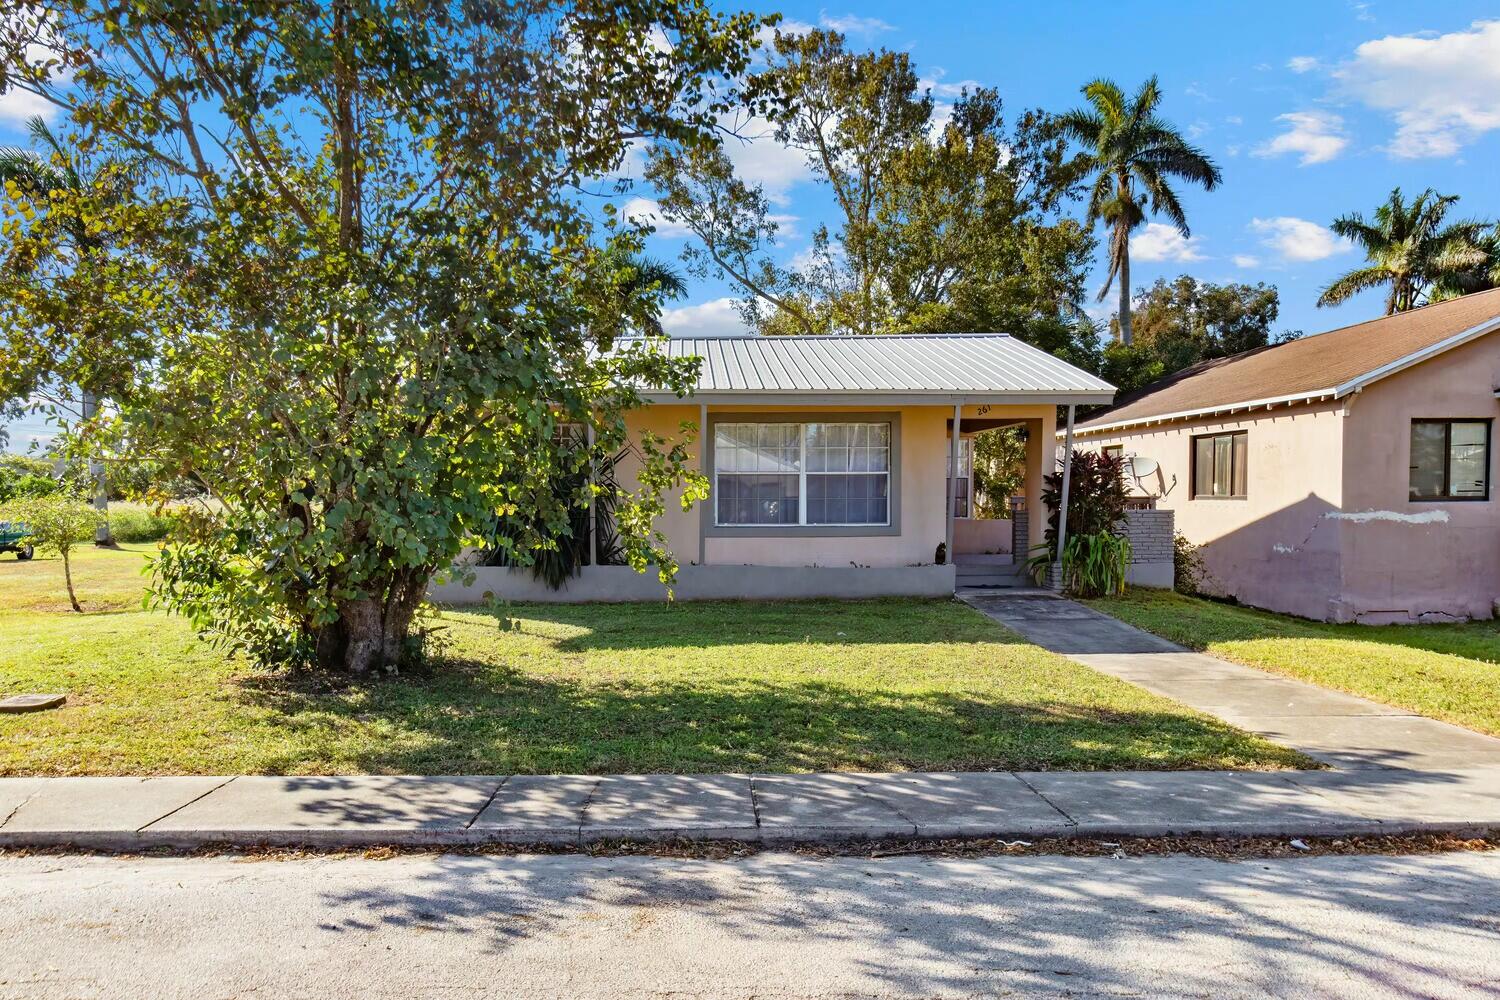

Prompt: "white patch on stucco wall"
[1325,509,1451,525]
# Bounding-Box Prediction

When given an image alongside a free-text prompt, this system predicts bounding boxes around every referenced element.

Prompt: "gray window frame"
[704,411,902,537]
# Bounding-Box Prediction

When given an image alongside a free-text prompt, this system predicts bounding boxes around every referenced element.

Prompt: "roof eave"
[640,389,1116,406]
[1072,314,1500,438]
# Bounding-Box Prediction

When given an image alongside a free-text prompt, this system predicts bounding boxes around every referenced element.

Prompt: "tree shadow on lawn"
[464,597,1030,653]
[235,654,1310,776]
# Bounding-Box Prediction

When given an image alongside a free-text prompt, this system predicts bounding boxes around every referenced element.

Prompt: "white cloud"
[0,11,67,125]
[621,197,692,239]
[818,12,894,36]
[1253,111,1349,165]
[1337,19,1500,158]
[0,88,57,126]
[1233,254,1261,268]
[1287,55,1321,73]
[1249,217,1351,261]
[1131,223,1206,263]
[660,297,752,338]
[718,114,814,204]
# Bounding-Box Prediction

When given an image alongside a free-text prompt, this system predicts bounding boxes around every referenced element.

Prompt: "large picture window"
[1192,431,1248,499]
[715,421,891,527]
[1410,419,1491,501]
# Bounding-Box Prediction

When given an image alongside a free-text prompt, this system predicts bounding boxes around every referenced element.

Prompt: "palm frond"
[1317,266,1391,308]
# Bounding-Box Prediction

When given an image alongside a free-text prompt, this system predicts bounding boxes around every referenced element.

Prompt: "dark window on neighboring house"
[1410,419,1491,501]
[1191,431,1248,499]
[1101,445,1123,459]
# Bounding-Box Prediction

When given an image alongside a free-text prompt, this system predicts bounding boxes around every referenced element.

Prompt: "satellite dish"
[1124,454,1176,499]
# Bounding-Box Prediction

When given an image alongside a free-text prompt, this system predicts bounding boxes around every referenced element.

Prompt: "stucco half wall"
[431,564,958,604]
[1074,333,1500,622]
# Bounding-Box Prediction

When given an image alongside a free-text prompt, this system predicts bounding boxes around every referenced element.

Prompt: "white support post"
[946,403,960,564]
[1054,404,1076,591]
[584,421,595,566]
[698,402,709,567]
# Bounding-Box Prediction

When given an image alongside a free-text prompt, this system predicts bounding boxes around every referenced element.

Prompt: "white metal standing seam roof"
[637,334,1116,404]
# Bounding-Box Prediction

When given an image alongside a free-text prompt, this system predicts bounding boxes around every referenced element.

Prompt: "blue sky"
[5,2,1499,450]
[643,1,1500,338]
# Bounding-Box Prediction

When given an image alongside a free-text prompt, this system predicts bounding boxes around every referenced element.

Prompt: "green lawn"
[0,545,1310,775]
[1088,589,1500,737]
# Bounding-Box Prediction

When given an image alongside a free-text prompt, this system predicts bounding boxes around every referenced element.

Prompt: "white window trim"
[713,420,893,529]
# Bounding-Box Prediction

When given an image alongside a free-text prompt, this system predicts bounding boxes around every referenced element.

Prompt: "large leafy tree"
[1319,187,1492,314]
[0,0,760,672]
[1100,275,1287,394]
[0,114,141,544]
[648,29,1096,360]
[1057,76,1222,346]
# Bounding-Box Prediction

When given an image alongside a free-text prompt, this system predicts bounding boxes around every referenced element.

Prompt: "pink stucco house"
[1072,289,1500,624]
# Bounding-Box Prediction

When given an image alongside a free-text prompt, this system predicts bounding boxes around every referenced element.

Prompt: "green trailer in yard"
[0,521,34,559]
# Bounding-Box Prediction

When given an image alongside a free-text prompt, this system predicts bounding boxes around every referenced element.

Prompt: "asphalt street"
[2,849,1497,998]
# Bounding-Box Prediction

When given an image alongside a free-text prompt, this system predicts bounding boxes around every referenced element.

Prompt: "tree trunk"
[319,569,433,673]
[62,550,82,612]
[80,390,114,546]
[1117,236,1133,346]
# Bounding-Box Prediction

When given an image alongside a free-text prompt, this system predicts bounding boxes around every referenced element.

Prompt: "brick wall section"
[1009,496,1029,559]
[1122,509,1174,564]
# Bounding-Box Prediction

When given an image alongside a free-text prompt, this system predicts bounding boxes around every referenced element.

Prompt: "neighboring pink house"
[1072,289,1500,624]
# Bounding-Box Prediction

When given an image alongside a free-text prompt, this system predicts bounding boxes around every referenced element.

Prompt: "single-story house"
[434,333,1116,602]
[1070,288,1500,624]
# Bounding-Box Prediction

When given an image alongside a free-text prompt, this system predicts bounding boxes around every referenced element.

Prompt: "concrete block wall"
[1121,509,1175,589]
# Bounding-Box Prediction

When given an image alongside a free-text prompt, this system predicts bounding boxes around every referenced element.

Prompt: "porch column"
[1053,404,1076,591]
[946,403,960,563]
[698,402,708,567]
[585,421,595,566]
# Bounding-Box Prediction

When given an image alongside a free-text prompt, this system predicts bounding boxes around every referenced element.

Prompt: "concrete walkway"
[960,591,1500,772]
[2,767,1499,850]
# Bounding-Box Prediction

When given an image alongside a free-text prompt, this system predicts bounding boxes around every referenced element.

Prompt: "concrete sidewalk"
[961,592,1500,771]
[2,768,1498,850]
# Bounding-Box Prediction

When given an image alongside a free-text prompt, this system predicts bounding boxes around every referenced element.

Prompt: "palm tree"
[1432,221,1500,303]
[614,253,688,335]
[1058,77,1223,345]
[0,116,140,544]
[1318,187,1491,314]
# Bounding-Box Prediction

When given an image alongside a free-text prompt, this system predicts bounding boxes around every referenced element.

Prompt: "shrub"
[1173,531,1208,595]
[1038,449,1130,559]
[1063,531,1132,598]
[106,502,177,543]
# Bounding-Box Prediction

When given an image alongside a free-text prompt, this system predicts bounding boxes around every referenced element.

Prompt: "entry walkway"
[960,592,1500,772]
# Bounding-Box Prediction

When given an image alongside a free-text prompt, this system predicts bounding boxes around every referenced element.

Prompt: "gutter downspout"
[1054,404,1076,592]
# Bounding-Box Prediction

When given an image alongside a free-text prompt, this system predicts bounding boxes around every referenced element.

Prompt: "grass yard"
[0,545,1310,776]
[1089,589,1500,737]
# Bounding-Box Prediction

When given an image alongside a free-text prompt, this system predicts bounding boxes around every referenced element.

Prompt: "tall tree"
[648,29,1095,360]
[1320,188,1492,314]
[1057,76,1222,345]
[1101,277,1289,396]
[0,0,760,673]
[0,115,141,544]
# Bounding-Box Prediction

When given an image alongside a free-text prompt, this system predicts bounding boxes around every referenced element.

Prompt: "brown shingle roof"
[1078,287,1500,431]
